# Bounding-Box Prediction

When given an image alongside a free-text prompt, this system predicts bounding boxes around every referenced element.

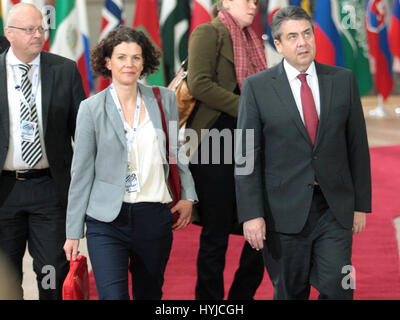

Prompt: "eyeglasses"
[8,26,48,35]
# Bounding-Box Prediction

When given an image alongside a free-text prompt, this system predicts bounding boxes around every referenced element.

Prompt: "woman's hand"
[171,200,193,231]
[63,239,80,261]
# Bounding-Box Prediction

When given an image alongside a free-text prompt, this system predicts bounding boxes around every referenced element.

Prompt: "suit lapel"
[272,62,311,145]
[105,88,127,148]
[0,51,9,141]
[40,52,53,136]
[139,83,162,132]
[139,83,168,176]
[314,62,332,151]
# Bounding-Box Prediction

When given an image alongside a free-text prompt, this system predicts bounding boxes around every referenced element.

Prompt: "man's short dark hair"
[271,6,314,41]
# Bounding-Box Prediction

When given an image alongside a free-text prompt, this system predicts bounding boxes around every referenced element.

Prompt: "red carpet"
[89,145,400,300]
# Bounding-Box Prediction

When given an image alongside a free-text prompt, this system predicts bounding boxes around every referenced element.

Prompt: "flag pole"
[369,95,390,117]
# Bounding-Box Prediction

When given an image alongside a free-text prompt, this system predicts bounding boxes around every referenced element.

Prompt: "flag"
[1,3,4,35]
[133,0,165,86]
[77,0,93,96]
[266,0,288,67]
[190,0,212,35]
[50,0,92,97]
[1,0,19,25]
[314,0,344,67]
[389,0,400,59]
[251,8,264,40]
[290,0,311,15]
[160,0,190,83]
[366,0,393,100]
[339,0,372,96]
[97,0,124,92]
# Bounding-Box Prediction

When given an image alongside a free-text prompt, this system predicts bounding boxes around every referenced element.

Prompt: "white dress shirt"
[3,48,49,170]
[283,59,321,124]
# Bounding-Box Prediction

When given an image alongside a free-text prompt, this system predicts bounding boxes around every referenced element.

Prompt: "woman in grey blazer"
[63,27,197,300]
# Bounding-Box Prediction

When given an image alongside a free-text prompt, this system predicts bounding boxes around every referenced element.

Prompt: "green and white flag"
[339,0,372,96]
[50,0,83,61]
[160,0,191,83]
[0,4,4,36]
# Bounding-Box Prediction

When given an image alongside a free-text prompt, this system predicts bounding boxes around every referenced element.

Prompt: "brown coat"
[186,17,239,149]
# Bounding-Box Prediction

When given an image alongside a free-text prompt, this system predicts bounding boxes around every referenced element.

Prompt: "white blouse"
[123,108,172,204]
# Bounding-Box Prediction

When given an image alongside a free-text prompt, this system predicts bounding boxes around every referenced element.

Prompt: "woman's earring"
[225,5,230,9]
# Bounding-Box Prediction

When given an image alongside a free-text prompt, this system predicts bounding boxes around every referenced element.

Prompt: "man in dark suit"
[235,6,371,300]
[0,3,86,299]
[0,36,10,53]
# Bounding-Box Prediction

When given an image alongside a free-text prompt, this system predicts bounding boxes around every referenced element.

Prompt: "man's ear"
[274,39,282,54]
[4,28,13,44]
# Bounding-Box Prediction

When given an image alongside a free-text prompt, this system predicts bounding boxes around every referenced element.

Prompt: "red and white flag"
[96,0,125,92]
[189,0,212,35]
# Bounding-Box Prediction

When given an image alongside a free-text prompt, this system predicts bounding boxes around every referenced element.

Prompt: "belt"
[2,168,51,181]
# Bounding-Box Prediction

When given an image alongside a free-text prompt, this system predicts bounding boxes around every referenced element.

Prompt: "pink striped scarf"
[218,10,267,90]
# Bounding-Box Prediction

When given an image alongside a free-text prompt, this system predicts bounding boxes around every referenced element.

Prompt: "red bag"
[152,86,182,224]
[62,255,89,300]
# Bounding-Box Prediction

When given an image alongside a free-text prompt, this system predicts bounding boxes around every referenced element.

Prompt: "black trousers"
[0,174,69,300]
[86,202,173,300]
[262,186,353,300]
[191,113,265,300]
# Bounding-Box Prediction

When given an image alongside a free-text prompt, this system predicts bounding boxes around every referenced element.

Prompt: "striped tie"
[19,64,42,167]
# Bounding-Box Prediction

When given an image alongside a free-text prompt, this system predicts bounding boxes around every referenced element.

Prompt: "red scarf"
[218,10,267,90]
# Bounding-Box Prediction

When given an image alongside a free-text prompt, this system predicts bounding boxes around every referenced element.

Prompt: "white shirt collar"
[283,59,316,83]
[6,47,40,67]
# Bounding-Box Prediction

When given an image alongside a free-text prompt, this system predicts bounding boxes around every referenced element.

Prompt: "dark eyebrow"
[115,53,142,57]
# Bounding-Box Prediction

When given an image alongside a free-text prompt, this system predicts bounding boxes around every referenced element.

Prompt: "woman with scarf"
[186,0,267,300]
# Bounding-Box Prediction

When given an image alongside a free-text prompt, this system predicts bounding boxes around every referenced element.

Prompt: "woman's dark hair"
[90,26,161,78]
[271,6,314,41]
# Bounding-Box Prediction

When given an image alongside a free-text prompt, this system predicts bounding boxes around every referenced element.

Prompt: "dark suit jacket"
[0,49,86,208]
[0,36,10,54]
[235,61,371,234]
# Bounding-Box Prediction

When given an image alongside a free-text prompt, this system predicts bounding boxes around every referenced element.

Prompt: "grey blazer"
[66,83,198,239]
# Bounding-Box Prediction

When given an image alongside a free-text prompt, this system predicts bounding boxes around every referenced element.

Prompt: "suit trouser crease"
[262,188,353,300]
[0,175,69,300]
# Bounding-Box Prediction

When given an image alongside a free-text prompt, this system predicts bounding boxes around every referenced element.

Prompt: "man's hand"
[171,200,193,230]
[353,211,367,234]
[243,217,266,251]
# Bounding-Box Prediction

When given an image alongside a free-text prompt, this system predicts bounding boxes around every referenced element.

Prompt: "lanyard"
[11,64,40,116]
[109,84,142,163]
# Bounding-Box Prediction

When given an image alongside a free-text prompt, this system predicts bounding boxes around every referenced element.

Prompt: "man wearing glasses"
[0,3,86,299]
